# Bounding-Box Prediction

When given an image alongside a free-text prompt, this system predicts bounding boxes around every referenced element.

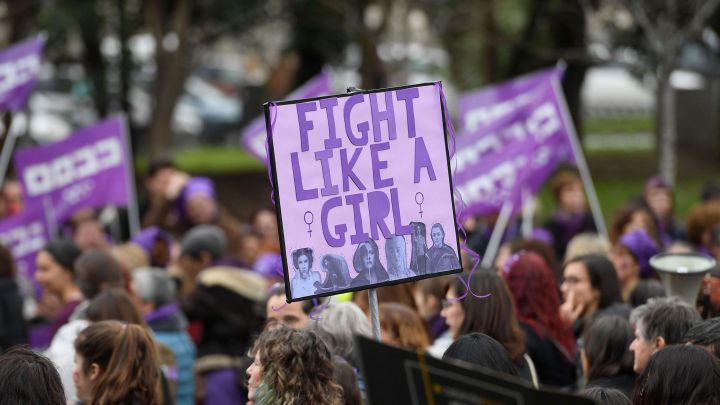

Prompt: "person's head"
[178,225,226,280]
[581,387,631,405]
[379,303,430,350]
[611,229,659,282]
[682,317,720,360]
[581,316,634,381]
[247,326,343,405]
[610,205,658,245]
[0,347,66,405]
[633,345,720,405]
[86,289,146,326]
[413,276,451,320]
[629,279,666,308]
[430,223,445,247]
[564,233,611,262]
[508,239,557,278]
[265,284,312,329]
[687,201,720,249]
[178,177,217,225]
[74,320,161,404]
[2,179,23,216]
[292,247,314,277]
[701,180,720,203]
[629,297,701,374]
[442,333,519,377]
[385,235,407,273]
[251,208,278,243]
[74,249,125,300]
[0,243,15,278]
[352,240,382,273]
[144,158,176,197]
[551,170,586,213]
[561,255,622,317]
[505,251,575,357]
[131,227,172,268]
[332,356,361,405]
[308,302,372,368]
[131,267,177,315]
[643,175,674,220]
[110,243,149,273]
[35,238,82,297]
[442,271,525,361]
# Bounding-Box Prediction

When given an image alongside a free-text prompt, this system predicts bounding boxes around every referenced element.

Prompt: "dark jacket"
[520,322,576,388]
[0,278,27,351]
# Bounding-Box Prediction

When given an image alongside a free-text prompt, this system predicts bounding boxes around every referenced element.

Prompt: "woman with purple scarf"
[610,229,660,302]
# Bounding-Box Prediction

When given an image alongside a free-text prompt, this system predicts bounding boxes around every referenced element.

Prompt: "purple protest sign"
[266,83,461,301]
[0,204,50,282]
[14,116,133,223]
[453,67,575,216]
[0,35,45,111]
[242,72,332,164]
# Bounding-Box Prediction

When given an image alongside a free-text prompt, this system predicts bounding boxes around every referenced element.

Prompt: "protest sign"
[356,335,598,405]
[452,67,575,216]
[0,35,44,111]
[14,116,135,225]
[266,83,461,301]
[0,204,50,281]
[241,72,332,163]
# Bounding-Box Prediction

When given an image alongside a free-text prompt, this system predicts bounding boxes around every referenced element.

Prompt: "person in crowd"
[353,282,418,314]
[441,271,536,385]
[175,224,227,295]
[682,317,720,359]
[289,247,320,298]
[581,316,636,398]
[253,250,284,286]
[385,235,416,280]
[628,280,666,308]
[110,242,150,274]
[0,346,66,405]
[181,258,266,404]
[246,326,343,405]
[74,320,162,405]
[542,170,597,261]
[609,204,660,247]
[632,345,720,405]
[629,297,701,374]
[580,387,631,405]
[309,302,373,369]
[379,303,430,351]
[507,238,559,281]
[141,158,180,228]
[250,207,280,254]
[442,333,519,378]
[413,277,451,344]
[504,251,576,388]
[265,283,312,329]
[0,244,27,351]
[132,268,196,405]
[610,229,659,301]
[560,254,627,337]
[44,249,125,402]
[2,179,23,217]
[564,232,611,263]
[131,226,174,268]
[641,175,684,245]
[685,200,720,255]
[66,209,112,251]
[332,356,362,405]
[33,238,83,345]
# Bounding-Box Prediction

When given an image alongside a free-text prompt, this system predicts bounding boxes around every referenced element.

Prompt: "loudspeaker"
[649,253,716,305]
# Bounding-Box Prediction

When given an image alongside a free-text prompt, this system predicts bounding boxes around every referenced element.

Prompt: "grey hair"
[308,302,372,367]
[630,296,701,344]
[132,267,177,307]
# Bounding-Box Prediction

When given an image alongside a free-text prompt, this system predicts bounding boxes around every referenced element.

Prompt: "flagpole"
[120,114,140,237]
[521,186,533,239]
[552,62,608,240]
[481,200,513,268]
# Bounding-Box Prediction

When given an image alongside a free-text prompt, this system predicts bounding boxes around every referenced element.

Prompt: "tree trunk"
[658,74,677,185]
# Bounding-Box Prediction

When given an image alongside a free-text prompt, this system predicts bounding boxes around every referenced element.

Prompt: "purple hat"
[131,226,173,255]
[619,229,659,278]
[645,175,672,193]
[530,228,554,246]
[177,177,217,220]
[253,252,284,280]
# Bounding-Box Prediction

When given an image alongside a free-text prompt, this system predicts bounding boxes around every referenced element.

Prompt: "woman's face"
[34,251,73,297]
[610,245,640,284]
[623,210,652,236]
[297,254,310,275]
[646,187,672,219]
[246,355,264,403]
[560,261,599,313]
[72,354,98,401]
[364,245,375,270]
[560,181,586,213]
[440,287,465,339]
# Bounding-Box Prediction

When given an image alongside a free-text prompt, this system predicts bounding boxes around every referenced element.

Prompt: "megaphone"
[649,253,716,305]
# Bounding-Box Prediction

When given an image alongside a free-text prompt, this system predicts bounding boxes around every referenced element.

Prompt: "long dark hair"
[443,333,519,377]
[0,347,65,404]
[352,240,386,275]
[582,316,634,381]
[564,254,623,310]
[452,271,526,361]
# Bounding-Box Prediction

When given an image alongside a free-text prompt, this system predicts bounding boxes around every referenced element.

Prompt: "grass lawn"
[136,147,265,175]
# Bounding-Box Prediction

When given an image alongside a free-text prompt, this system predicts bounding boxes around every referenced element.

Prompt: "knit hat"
[619,229,659,278]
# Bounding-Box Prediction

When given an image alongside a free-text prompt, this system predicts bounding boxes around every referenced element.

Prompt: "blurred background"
[1,0,719,225]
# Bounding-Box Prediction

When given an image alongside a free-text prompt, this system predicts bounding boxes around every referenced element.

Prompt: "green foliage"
[136,147,264,175]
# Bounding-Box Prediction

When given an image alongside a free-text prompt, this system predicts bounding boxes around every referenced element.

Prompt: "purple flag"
[0,205,50,281]
[453,67,576,216]
[241,72,332,164]
[14,116,133,223]
[0,35,45,111]
[266,83,461,301]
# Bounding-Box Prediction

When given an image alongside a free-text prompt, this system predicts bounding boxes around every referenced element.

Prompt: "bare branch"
[622,0,664,54]
[674,0,720,50]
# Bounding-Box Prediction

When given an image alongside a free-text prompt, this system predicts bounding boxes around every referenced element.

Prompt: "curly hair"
[505,252,575,359]
[250,327,343,405]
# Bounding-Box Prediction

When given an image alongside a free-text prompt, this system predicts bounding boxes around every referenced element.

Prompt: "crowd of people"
[0,162,719,404]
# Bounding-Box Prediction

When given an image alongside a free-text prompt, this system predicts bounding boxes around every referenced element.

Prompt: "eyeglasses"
[561,276,588,285]
[441,299,457,310]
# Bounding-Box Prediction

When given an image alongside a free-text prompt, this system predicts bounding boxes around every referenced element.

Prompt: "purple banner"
[267,83,461,301]
[453,67,576,216]
[14,116,132,223]
[0,205,50,281]
[0,35,44,111]
[241,72,332,163]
